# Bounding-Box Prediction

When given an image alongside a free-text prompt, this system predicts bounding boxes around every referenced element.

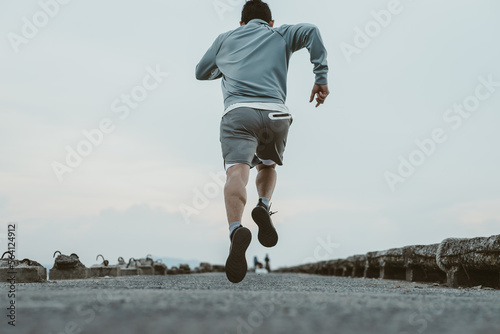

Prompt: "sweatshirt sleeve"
[277,23,328,85]
[195,33,224,81]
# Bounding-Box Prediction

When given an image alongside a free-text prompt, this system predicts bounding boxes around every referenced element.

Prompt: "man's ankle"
[259,197,270,210]
[229,221,241,240]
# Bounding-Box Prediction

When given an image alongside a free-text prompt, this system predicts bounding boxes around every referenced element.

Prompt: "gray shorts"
[220,107,293,169]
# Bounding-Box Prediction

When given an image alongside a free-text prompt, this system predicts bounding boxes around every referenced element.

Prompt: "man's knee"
[226,164,250,180]
[256,163,276,171]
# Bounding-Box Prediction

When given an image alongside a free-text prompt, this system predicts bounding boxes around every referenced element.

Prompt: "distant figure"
[254,256,263,270]
[196,0,329,284]
[265,254,271,272]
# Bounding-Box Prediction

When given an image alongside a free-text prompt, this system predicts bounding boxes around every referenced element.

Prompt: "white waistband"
[223,103,290,117]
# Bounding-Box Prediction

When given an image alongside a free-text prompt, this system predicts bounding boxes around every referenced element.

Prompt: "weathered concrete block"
[0,258,47,283]
[403,244,446,283]
[167,266,179,275]
[49,253,88,280]
[309,262,319,275]
[136,257,154,267]
[212,265,225,273]
[346,255,366,277]
[53,254,83,270]
[292,265,304,274]
[322,259,340,276]
[364,251,380,278]
[329,259,345,276]
[379,248,405,280]
[4,267,47,283]
[289,264,306,274]
[138,265,154,276]
[199,262,212,273]
[153,263,167,275]
[89,266,120,278]
[333,265,343,276]
[379,265,405,281]
[338,259,353,277]
[365,248,406,280]
[437,235,500,288]
[49,267,88,280]
[315,261,329,275]
[179,264,191,274]
[303,263,316,274]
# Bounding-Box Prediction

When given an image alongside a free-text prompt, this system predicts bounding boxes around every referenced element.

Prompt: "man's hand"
[309,84,330,108]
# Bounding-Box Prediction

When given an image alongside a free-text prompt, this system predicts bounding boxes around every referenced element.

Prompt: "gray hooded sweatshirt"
[195,19,328,111]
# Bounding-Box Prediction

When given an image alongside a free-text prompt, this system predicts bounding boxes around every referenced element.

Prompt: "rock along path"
[1,273,499,334]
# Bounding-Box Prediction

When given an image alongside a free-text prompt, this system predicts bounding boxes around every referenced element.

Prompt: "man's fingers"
[315,97,324,107]
[309,90,316,103]
[315,93,328,107]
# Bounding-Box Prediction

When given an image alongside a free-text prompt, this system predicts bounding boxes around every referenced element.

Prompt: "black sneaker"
[225,226,252,283]
[251,199,278,247]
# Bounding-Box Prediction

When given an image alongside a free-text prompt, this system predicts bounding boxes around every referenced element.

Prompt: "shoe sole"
[251,206,278,247]
[225,227,252,283]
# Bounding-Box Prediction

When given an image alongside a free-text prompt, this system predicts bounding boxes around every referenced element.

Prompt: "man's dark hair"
[241,0,272,24]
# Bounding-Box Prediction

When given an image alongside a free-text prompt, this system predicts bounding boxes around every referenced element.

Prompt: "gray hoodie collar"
[247,18,270,26]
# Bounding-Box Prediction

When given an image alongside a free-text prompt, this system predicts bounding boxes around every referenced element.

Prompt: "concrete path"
[1,273,499,334]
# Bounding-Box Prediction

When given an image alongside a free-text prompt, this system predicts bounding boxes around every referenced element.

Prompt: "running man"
[195,0,329,283]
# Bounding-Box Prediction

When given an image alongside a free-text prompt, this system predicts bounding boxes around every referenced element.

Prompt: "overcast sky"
[0,0,499,269]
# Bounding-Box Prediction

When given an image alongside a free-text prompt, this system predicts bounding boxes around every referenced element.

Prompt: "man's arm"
[195,34,224,81]
[277,24,330,107]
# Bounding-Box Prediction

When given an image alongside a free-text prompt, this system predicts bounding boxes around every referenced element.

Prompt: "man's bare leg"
[255,163,277,200]
[252,163,279,247]
[224,163,252,284]
[224,164,250,225]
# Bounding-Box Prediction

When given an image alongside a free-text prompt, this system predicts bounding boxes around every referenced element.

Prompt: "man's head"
[240,0,274,27]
